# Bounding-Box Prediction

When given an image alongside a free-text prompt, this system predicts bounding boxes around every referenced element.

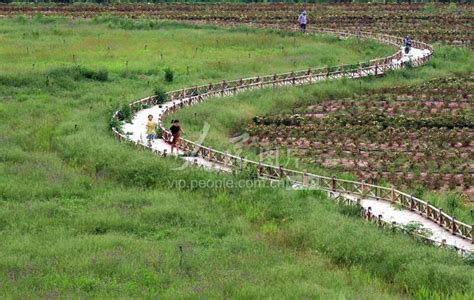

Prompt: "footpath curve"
[112,26,473,254]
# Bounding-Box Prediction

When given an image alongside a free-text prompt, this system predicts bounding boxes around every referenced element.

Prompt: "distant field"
[1,2,472,46]
[0,15,473,298]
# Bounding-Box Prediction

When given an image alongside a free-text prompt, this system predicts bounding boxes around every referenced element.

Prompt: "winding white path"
[361,198,472,250]
[120,41,472,253]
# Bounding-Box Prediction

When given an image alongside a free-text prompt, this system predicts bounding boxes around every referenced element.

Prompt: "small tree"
[154,87,167,104]
[164,68,174,82]
[118,103,132,122]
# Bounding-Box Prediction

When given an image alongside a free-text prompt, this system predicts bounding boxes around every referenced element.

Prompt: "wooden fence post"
[331,176,336,192]
[303,170,308,186]
[409,195,414,211]
[220,80,226,96]
[361,180,366,197]
[471,225,474,244]
[390,185,396,202]
[451,216,456,235]
[279,165,284,179]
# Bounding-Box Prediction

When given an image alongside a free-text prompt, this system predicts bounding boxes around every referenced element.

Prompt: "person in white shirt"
[298,10,308,33]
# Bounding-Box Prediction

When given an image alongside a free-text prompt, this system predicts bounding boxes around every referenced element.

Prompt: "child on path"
[146,114,156,147]
[170,119,184,154]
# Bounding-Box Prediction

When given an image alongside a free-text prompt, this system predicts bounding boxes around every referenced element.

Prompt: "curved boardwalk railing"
[111,27,473,252]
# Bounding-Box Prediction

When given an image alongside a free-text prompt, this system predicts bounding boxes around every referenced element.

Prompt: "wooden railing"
[111,27,473,250]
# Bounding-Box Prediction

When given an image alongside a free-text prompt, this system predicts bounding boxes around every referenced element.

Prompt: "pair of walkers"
[145,115,183,154]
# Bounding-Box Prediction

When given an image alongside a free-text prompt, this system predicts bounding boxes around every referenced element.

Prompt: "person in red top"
[170,119,184,154]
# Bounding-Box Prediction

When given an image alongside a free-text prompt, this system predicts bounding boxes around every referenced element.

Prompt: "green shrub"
[466,253,474,266]
[154,87,168,104]
[164,67,174,82]
[446,192,461,215]
[46,66,108,82]
[404,60,415,69]
[401,221,433,238]
[155,126,163,139]
[337,202,361,217]
[118,104,132,122]
[109,117,123,133]
[80,68,109,82]
[237,165,259,181]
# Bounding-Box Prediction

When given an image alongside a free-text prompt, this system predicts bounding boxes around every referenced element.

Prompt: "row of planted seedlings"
[247,111,473,190]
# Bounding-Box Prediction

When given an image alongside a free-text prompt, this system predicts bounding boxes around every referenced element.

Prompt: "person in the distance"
[298,10,308,33]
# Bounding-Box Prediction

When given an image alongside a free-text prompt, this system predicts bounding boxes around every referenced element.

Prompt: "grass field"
[1,16,473,298]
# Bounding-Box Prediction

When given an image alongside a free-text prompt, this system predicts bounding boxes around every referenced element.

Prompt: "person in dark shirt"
[170,119,184,154]
[404,36,412,54]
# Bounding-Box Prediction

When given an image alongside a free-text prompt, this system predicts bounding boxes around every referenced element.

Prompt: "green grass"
[1,16,473,298]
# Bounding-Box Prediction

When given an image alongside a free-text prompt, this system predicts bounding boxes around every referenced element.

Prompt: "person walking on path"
[298,10,308,33]
[146,114,156,147]
[170,119,184,154]
[404,36,412,54]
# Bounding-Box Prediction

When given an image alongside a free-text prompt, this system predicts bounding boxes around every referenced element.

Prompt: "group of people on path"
[145,114,183,154]
[143,11,412,154]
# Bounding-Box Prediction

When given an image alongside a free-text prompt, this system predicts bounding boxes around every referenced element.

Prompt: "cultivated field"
[246,76,474,194]
[1,2,472,46]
